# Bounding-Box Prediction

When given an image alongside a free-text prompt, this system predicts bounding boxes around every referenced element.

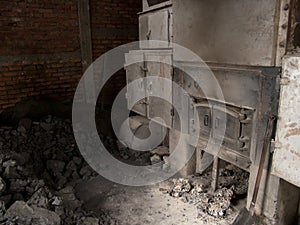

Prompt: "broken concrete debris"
[0,113,249,224]
[149,146,170,165]
[167,177,234,219]
[166,165,249,220]
[0,116,119,225]
[150,154,162,165]
[4,201,61,225]
[170,178,192,198]
[198,187,234,218]
[150,146,169,157]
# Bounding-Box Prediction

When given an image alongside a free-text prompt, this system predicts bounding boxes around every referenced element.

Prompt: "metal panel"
[175,63,262,109]
[190,100,253,157]
[273,55,300,188]
[194,102,212,139]
[125,50,173,126]
[195,139,252,172]
[139,7,172,48]
[144,50,173,128]
[172,0,286,66]
[213,104,253,157]
[125,51,148,116]
[213,105,241,150]
[275,0,291,65]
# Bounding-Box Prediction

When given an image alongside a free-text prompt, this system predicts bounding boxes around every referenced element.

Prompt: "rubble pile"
[218,164,249,195]
[195,187,235,218]
[167,178,234,219]
[169,178,192,198]
[150,146,169,165]
[115,140,155,166]
[116,142,151,165]
[166,165,249,220]
[0,116,118,225]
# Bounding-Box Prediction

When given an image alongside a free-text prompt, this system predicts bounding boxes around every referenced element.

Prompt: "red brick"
[0,0,141,111]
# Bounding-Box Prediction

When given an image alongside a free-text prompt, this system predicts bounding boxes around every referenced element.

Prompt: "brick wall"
[0,0,141,111]
[90,0,141,105]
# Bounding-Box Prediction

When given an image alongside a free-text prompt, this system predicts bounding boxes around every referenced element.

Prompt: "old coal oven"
[124,0,300,224]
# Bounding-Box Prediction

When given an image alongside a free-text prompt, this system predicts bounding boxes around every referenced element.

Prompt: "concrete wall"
[0,0,141,112]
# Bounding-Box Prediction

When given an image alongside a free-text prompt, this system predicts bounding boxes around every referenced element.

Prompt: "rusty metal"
[176,65,262,108]
[211,157,220,192]
[232,114,276,225]
[125,50,173,128]
[287,0,300,51]
[125,51,148,117]
[125,1,300,222]
[127,1,285,175]
[172,0,290,66]
[252,115,276,208]
[276,0,292,65]
[139,6,172,49]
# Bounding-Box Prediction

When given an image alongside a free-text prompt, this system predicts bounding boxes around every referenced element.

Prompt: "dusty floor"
[76,175,246,225]
[0,105,250,225]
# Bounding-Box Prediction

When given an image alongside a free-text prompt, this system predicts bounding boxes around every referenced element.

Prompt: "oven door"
[125,51,148,117]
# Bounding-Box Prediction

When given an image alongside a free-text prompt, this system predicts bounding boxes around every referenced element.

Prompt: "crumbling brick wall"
[0,0,141,112]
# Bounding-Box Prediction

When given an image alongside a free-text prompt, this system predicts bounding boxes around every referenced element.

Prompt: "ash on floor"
[0,115,118,225]
[164,165,249,224]
[75,164,249,225]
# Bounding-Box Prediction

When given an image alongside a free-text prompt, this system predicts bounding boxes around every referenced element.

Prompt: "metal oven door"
[125,51,148,117]
[213,104,252,157]
[139,7,173,49]
[144,50,173,128]
[192,102,213,140]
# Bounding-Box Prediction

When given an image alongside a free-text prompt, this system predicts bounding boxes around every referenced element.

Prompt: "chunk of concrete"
[150,146,169,156]
[31,206,61,225]
[150,154,162,165]
[27,188,50,209]
[5,201,61,225]
[57,186,82,210]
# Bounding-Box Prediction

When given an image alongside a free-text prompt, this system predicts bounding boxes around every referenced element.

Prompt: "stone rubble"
[167,177,235,219]
[0,116,119,225]
[0,112,250,224]
[115,140,151,165]
[4,201,61,225]
[169,178,192,198]
[218,164,249,196]
[149,146,170,166]
[150,154,162,165]
[165,164,249,220]
[150,146,169,157]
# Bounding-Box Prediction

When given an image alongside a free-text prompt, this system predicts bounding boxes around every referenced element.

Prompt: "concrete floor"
[75,176,243,225]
